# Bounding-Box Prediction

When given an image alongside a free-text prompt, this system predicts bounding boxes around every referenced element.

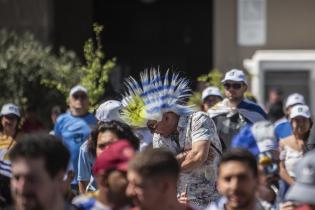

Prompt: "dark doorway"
[93,0,213,89]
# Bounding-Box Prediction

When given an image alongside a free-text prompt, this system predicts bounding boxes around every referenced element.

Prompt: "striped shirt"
[0,133,15,177]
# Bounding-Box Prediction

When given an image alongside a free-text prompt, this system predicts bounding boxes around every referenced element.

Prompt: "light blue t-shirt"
[77,141,96,190]
[54,112,97,184]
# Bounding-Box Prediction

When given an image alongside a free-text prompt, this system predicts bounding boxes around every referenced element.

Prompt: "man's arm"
[177,140,210,171]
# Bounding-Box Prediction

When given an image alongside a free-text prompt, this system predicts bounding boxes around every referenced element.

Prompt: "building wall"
[0,0,52,43]
[213,0,315,72]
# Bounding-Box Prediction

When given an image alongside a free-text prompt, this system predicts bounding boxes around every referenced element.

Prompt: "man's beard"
[15,194,44,210]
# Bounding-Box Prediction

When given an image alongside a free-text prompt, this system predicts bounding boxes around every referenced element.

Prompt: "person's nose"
[126,183,136,197]
[15,177,28,193]
[229,177,240,191]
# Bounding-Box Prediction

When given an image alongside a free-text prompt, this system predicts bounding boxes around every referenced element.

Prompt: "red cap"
[92,140,135,176]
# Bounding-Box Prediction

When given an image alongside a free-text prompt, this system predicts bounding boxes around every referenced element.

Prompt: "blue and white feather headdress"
[120,68,196,127]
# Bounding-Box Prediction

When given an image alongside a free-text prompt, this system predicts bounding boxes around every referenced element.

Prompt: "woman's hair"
[87,120,139,157]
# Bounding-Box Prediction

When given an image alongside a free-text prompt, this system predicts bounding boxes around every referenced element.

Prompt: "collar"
[178,115,189,128]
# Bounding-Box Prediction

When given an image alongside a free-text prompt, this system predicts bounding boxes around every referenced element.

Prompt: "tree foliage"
[0,29,80,111]
[43,23,116,110]
[80,23,116,109]
[188,69,224,108]
[0,23,115,124]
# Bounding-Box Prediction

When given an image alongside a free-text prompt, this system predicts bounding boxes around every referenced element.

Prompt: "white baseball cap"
[69,85,88,97]
[95,100,123,122]
[221,69,247,84]
[202,86,223,101]
[0,103,20,117]
[290,104,311,119]
[285,93,305,109]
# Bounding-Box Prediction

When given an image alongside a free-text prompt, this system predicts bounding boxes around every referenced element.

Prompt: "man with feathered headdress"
[120,68,223,209]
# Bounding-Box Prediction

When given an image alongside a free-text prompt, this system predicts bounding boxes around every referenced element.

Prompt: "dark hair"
[219,148,258,177]
[128,148,180,180]
[9,133,70,178]
[87,120,139,157]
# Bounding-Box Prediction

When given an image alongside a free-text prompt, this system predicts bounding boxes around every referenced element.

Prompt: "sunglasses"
[224,83,242,90]
[3,114,18,120]
[73,93,87,100]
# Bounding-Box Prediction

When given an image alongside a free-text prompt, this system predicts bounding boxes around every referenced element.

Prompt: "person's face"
[96,131,119,157]
[291,116,311,136]
[203,95,222,111]
[69,91,89,113]
[106,170,132,208]
[223,81,247,101]
[126,170,162,210]
[218,161,258,210]
[268,90,281,104]
[147,112,179,138]
[1,114,18,132]
[11,158,62,210]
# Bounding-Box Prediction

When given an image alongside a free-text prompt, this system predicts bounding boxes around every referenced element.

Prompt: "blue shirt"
[274,118,292,141]
[54,112,97,184]
[78,141,96,190]
[231,124,260,155]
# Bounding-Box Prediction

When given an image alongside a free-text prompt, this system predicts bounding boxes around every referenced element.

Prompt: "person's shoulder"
[56,112,72,123]
[79,140,89,151]
[239,100,267,118]
[83,113,97,124]
[191,111,210,119]
[279,135,293,146]
[240,99,265,111]
[190,111,214,125]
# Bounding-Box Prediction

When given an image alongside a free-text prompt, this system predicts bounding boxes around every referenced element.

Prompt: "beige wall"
[213,0,315,72]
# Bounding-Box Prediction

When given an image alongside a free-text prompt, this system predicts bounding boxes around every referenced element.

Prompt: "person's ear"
[243,84,248,92]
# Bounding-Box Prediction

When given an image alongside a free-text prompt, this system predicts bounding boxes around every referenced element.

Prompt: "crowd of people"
[0,68,314,210]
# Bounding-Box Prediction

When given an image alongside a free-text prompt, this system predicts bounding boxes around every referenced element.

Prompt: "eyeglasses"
[223,83,242,90]
[73,93,87,100]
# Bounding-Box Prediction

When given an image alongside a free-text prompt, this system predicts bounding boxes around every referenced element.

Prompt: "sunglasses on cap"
[223,83,242,90]
[72,93,87,100]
